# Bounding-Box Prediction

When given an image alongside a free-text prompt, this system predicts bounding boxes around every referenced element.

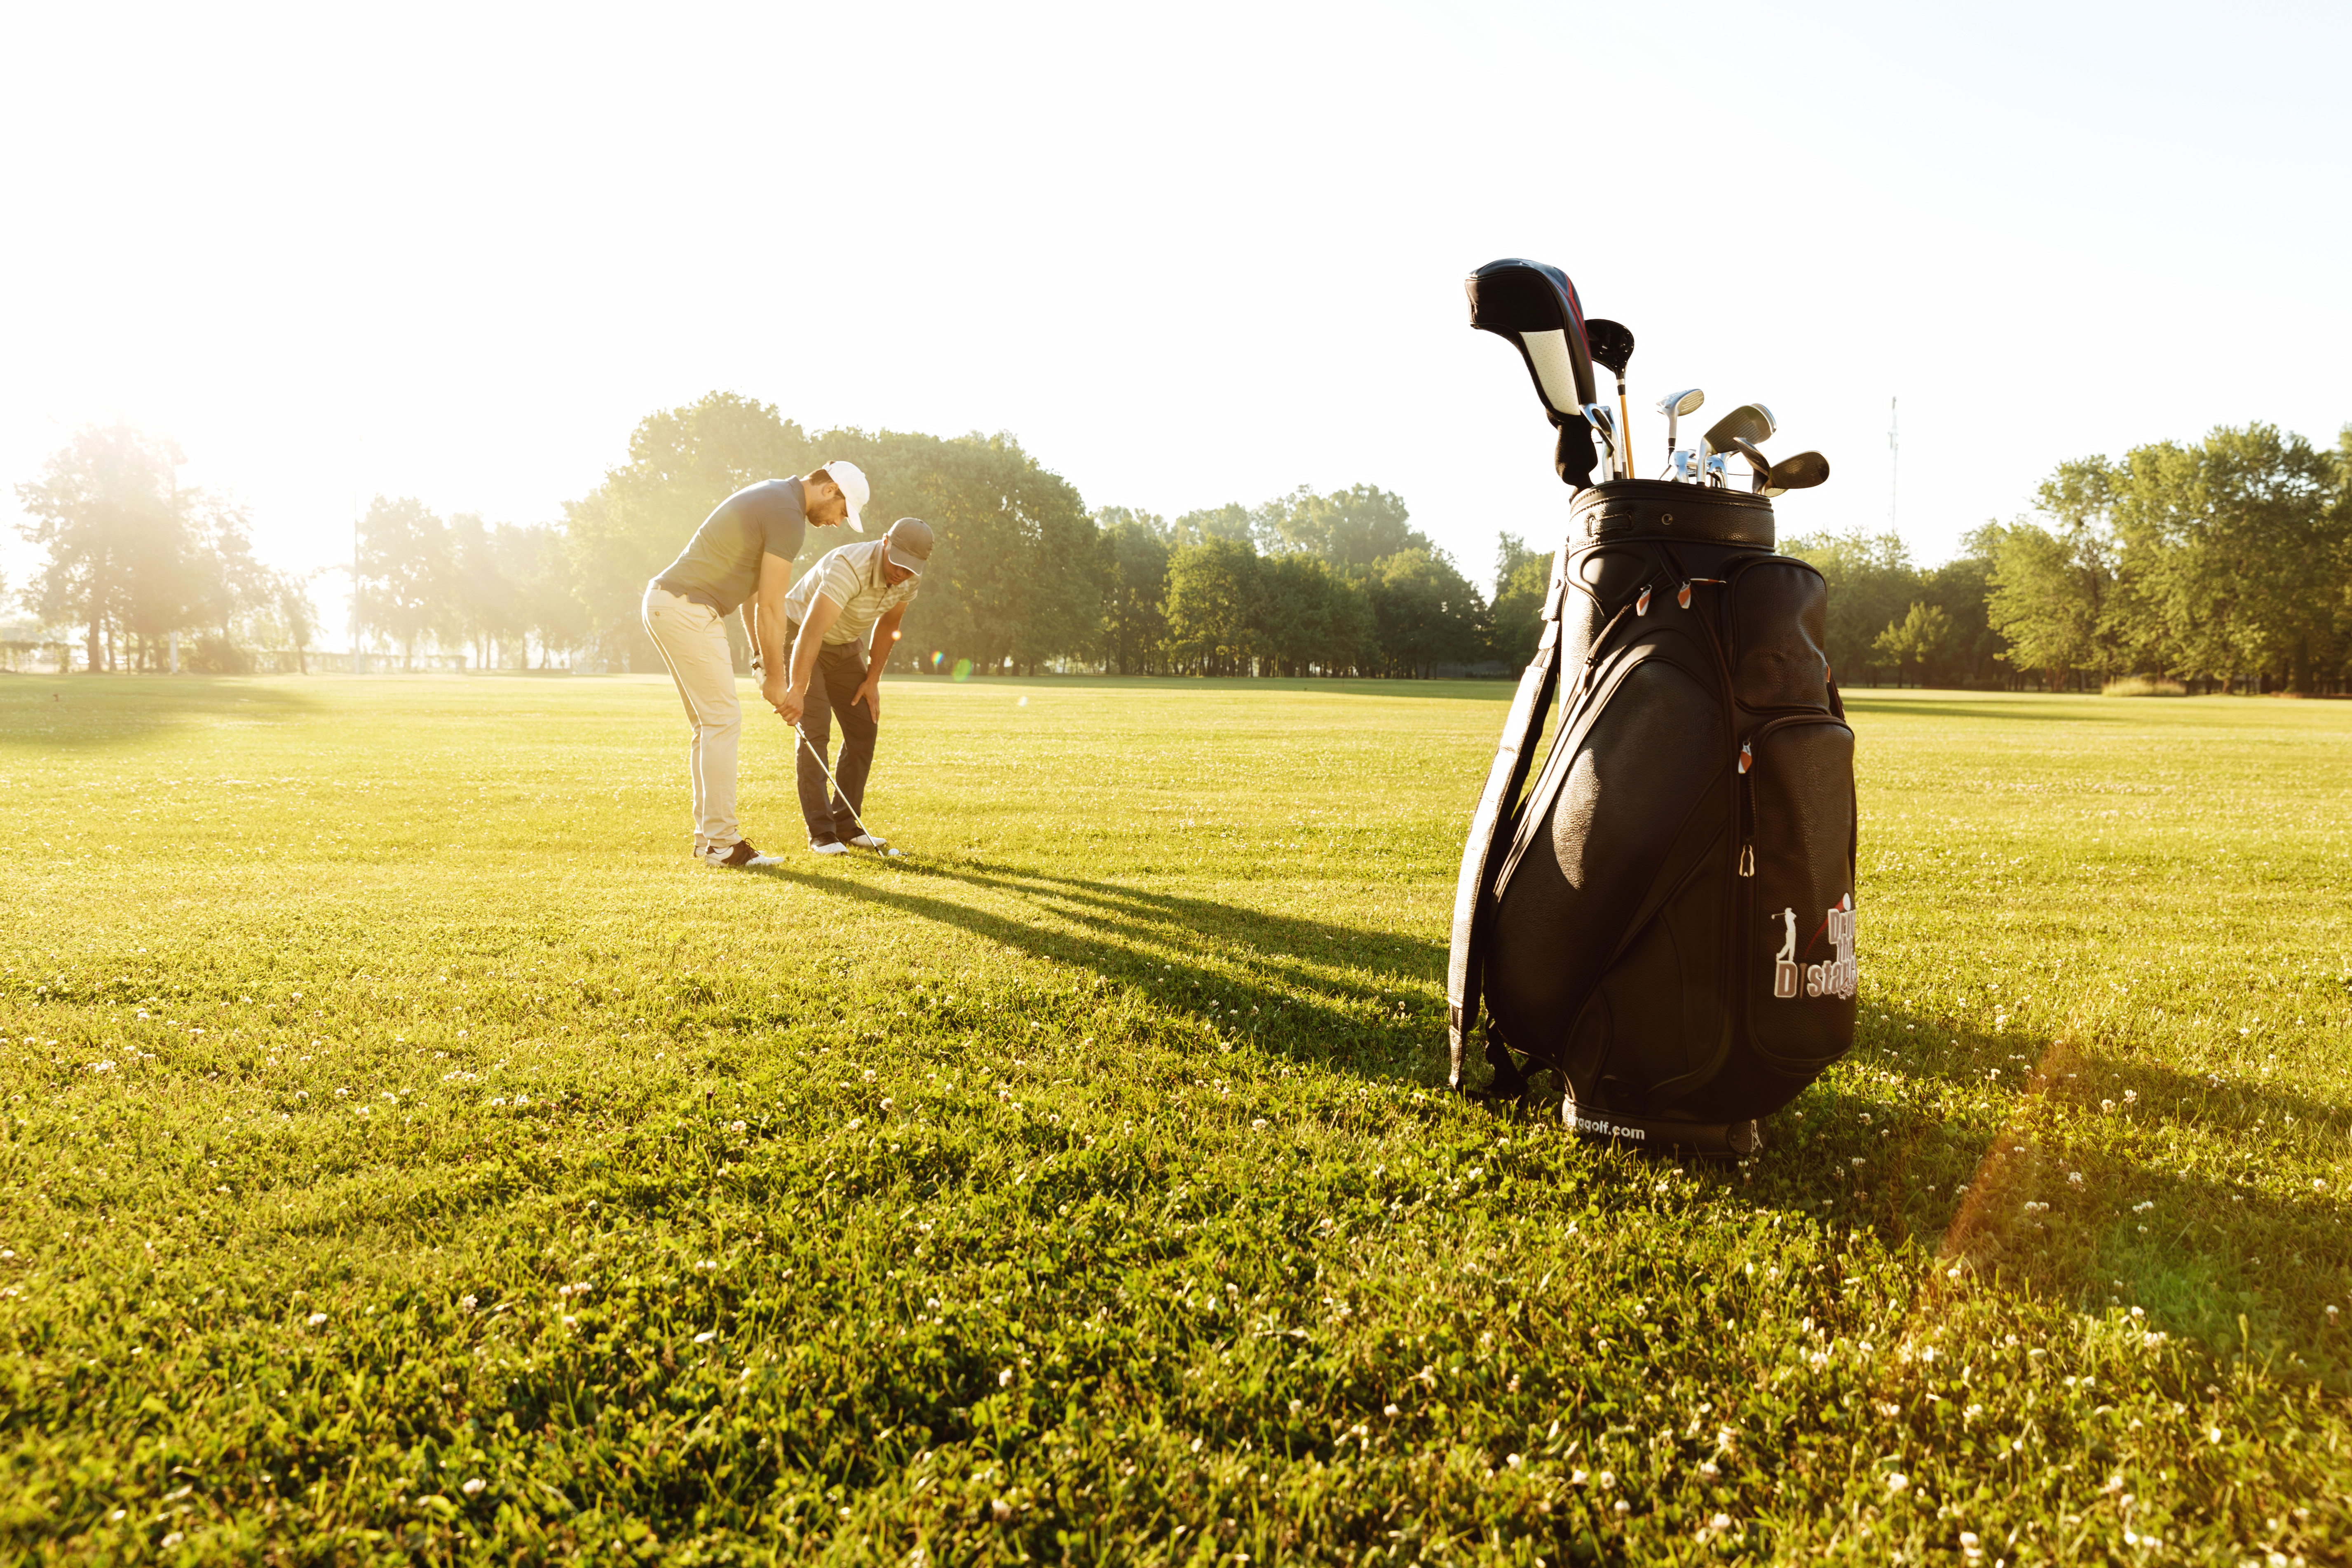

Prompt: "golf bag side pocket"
[1740,715,1859,1082]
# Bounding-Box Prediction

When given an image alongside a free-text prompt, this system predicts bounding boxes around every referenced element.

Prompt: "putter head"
[1584,317,1634,381]
[1761,450,1831,497]
[1466,258,1600,485]
[1703,403,1777,454]
[1656,387,1704,419]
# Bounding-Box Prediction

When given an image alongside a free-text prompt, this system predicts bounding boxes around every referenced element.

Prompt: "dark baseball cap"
[884,517,933,574]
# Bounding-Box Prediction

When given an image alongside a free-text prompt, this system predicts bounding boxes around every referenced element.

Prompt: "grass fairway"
[2,673,2347,1564]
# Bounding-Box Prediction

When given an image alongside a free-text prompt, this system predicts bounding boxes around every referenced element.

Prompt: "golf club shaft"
[1616,376,1632,482]
[795,722,876,844]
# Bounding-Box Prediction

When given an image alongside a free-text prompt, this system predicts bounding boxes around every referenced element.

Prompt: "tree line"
[1780,422,2352,694]
[13,405,2349,691]
[8,424,320,673]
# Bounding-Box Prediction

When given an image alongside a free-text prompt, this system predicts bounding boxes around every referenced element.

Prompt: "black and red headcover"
[1466,258,1600,486]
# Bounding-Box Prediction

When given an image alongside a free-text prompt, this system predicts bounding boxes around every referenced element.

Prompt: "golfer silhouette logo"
[1773,908,1801,999]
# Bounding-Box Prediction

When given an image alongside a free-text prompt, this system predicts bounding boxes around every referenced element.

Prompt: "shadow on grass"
[0,674,321,752]
[748,855,1449,1082]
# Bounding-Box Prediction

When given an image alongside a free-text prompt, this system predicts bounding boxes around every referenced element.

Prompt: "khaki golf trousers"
[641,584,742,851]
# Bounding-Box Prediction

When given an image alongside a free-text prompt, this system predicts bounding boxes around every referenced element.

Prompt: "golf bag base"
[1446,478,1859,1141]
[1562,1089,1766,1157]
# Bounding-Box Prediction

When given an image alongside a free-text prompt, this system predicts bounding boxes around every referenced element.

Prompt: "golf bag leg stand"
[1446,544,1569,1093]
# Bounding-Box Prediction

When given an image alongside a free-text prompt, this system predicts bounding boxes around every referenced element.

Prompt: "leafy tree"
[1165,537,1260,675]
[1257,554,1339,676]
[1365,548,1482,676]
[1096,513,1170,674]
[1489,548,1552,670]
[1984,519,2111,689]
[14,423,203,671]
[2105,425,2342,691]
[492,524,587,668]
[1260,484,1424,569]
[1169,503,1257,550]
[357,497,453,668]
[1871,602,1955,687]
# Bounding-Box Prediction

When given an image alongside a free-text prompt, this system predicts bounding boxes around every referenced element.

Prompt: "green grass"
[2,673,2347,1565]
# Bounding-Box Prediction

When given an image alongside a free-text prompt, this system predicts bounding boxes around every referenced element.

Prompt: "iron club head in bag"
[1729,436,1773,492]
[1584,403,1620,479]
[1702,403,1777,457]
[1656,388,1703,475]
[1758,450,1831,497]
[1584,318,1636,482]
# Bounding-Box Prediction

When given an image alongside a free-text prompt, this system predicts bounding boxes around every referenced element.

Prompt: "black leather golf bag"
[1447,262,1857,1153]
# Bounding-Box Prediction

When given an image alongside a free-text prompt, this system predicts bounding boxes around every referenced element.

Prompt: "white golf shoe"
[809,839,849,856]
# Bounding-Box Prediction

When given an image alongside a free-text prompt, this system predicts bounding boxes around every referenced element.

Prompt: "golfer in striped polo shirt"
[775,518,932,853]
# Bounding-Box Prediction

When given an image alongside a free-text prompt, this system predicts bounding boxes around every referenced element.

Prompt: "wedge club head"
[1759,450,1831,497]
[1702,403,1777,457]
[1729,436,1772,491]
[1656,388,1703,473]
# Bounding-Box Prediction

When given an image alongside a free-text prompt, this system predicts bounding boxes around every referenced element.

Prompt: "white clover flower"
[694,1331,717,1344]
[460,1295,477,1312]
[89,1060,116,1074]
[1595,1471,1614,1489]
[1885,1472,1908,1493]
[730,1120,747,1133]
[307,1312,327,1327]
[2068,1172,2084,1186]
[462,1477,485,1496]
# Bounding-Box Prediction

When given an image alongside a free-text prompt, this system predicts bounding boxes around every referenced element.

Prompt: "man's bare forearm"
[789,595,844,689]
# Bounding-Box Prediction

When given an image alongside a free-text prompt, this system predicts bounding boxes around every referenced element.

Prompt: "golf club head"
[1702,403,1777,455]
[1466,258,1599,485]
[1729,436,1771,491]
[1584,318,1634,381]
[1584,403,1619,479]
[1656,388,1704,472]
[1762,450,1831,496]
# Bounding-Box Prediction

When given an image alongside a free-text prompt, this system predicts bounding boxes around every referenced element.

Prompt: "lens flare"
[951,658,972,682]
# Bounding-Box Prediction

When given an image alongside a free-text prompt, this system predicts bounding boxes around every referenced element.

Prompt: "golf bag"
[1444,478,1858,1152]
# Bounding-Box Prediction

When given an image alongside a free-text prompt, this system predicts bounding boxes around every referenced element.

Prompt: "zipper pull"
[1636,585,1652,616]
[1738,844,1755,877]
[1676,581,1692,610]
[1738,741,1752,774]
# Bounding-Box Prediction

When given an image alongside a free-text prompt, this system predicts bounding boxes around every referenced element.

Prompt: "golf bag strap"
[1447,546,1570,1089]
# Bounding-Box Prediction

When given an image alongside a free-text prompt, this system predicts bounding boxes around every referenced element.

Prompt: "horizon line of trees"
[12,404,2350,692]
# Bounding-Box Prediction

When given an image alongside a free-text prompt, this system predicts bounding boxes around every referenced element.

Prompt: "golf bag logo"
[1772,895,1857,1001]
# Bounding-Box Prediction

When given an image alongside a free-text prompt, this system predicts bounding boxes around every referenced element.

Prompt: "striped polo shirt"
[782,539,921,646]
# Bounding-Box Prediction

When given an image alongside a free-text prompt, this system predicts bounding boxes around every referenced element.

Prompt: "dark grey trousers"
[790,632,877,843]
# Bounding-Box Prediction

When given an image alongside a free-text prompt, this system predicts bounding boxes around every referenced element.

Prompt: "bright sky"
[5,0,2347,623]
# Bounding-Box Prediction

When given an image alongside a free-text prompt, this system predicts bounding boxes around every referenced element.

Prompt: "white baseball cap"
[821,459,870,532]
